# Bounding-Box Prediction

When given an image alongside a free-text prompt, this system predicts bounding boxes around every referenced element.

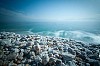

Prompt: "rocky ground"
[0,32,100,66]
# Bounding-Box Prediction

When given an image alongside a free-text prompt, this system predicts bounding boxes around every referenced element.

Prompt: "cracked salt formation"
[0,32,100,66]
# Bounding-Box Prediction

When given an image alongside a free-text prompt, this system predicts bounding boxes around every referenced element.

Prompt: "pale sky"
[0,0,100,22]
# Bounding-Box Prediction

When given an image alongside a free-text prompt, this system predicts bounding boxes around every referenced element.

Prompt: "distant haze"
[0,0,100,22]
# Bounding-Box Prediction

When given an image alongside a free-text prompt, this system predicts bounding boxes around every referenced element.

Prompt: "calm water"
[0,21,100,44]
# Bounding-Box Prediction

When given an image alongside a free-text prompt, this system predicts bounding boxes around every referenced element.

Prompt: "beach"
[0,32,100,66]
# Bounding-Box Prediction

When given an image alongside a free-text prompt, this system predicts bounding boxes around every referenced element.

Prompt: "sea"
[0,21,100,44]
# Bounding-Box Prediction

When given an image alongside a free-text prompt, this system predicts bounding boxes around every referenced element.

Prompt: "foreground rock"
[0,32,100,66]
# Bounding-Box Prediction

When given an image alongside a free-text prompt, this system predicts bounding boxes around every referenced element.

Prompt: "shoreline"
[0,32,100,66]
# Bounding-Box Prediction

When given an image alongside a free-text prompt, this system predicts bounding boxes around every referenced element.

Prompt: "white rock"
[68,61,77,66]
[42,55,49,65]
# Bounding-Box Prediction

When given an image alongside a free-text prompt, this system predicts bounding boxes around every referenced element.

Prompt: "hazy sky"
[0,0,100,22]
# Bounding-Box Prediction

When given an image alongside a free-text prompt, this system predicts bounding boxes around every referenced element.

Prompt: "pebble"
[0,32,100,66]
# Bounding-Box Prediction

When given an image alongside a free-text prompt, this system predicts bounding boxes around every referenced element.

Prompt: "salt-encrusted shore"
[0,32,100,66]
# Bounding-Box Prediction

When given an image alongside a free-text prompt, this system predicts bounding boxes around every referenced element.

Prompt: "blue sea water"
[0,21,100,44]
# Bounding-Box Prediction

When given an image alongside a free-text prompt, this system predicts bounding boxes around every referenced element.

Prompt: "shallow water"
[0,21,100,44]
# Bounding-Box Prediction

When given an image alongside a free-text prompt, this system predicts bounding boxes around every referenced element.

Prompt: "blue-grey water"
[0,21,100,44]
